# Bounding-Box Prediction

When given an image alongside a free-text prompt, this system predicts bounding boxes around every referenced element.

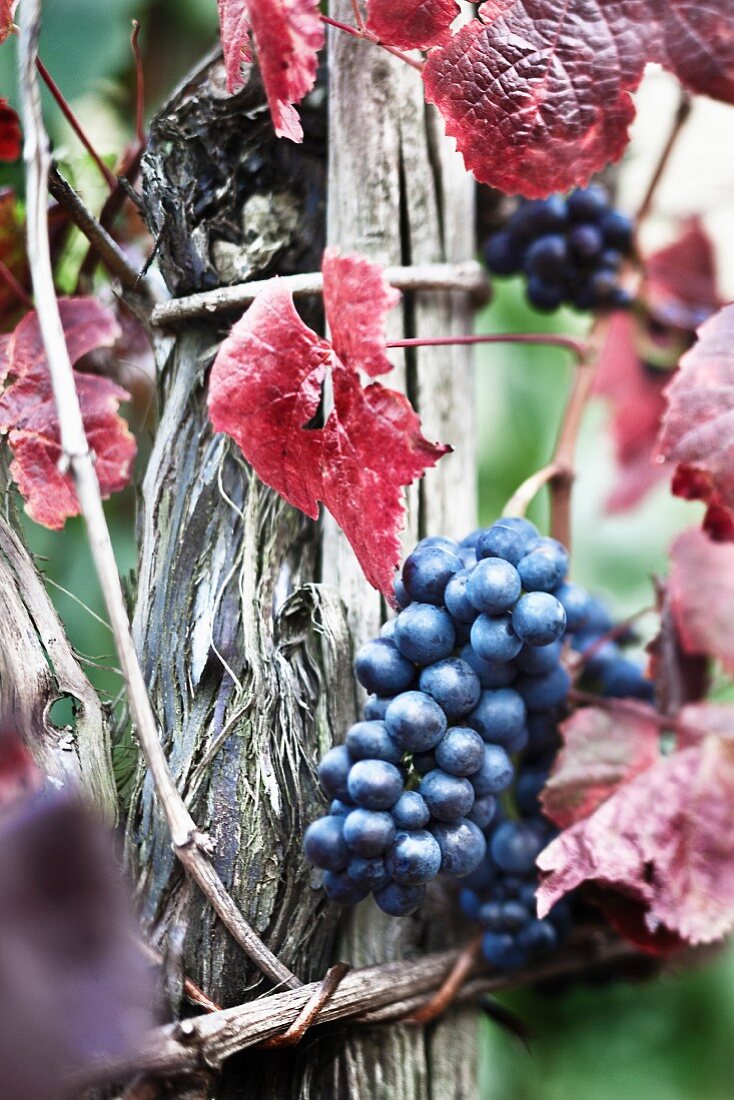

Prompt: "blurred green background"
[1,2,732,1096]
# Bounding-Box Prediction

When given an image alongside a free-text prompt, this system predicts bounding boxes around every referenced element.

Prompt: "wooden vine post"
[320,4,480,1096]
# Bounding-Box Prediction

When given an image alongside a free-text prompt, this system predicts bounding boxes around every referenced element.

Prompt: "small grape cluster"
[483,185,635,313]
[304,515,589,919]
[573,599,654,702]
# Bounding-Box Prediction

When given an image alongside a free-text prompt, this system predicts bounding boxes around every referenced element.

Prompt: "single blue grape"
[589,266,619,305]
[460,852,497,890]
[303,815,349,871]
[582,596,614,634]
[343,807,396,857]
[516,665,571,711]
[354,637,415,695]
[346,720,403,764]
[515,770,546,815]
[393,576,408,608]
[471,613,523,663]
[523,234,568,280]
[460,528,484,548]
[392,790,431,830]
[484,230,524,275]
[482,931,529,968]
[460,643,517,688]
[393,603,456,665]
[419,769,475,821]
[467,793,498,831]
[468,688,527,746]
[380,619,397,639]
[554,582,591,632]
[469,743,514,796]
[347,856,391,892]
[517,918,559,954]
[418,657,481,720]
[402,544,462,604]
[524,535,569,575]
[386,829,442,885]
[458,546,478,570]
[567,184,609,223]
[515,640,562,675]
[347,759,404,811]
[444,569,479,623]
[490,820,547,874]
[373,881,426,916]
[526,276,565,312]
[323,870,370,905]
[385,690,447,751]
[318,744,352,801]
[416,535,460,552]
[431,818,487,878]
[499,900,531,931]
[518,546,566,593]
[510,196,567,238]
[476,522,532,566]
[512,592,567,646]
[363,694,393,721]
[600,657,654,701]
[569,223,603,261]
[459,887,482,920]
[599,209,633,252]
[467,557,522,613]
[434,726,485,777]
[478,900,504,930]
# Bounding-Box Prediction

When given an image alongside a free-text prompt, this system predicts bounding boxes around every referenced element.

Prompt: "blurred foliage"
[1,2,732,1094]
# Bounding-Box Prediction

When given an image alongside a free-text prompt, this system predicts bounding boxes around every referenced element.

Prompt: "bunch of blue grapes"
[304,515,589,918]
[572,598,654,702]
[483,185,635,313]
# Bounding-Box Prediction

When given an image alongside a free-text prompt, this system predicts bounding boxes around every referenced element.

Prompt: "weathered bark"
[131,32,479,1097]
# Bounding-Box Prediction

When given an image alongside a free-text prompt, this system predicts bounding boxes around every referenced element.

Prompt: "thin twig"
[136,938,223,1014]
[404,935,483,1025]
[18,0,299,994]
[321,13,424,72]
[504,462,563,518]
[387,333,587,356]
[259,964,351,1048]
[0,257,33,309]
[150,261,489,327]
[46,166,153,299]
[131,20,145,147]
[635,89,692,230]
[35,56,117,191]
[63,934,643,1092]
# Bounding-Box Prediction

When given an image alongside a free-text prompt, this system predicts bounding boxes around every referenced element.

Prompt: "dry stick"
[504,461,563,519]
[18,0,299,994]
[635,89,693,230]
[150,260,489,327]
[259,964,351,1049]
[35,56,117,191]
[64,935,640,1091]
[387,333,587,357]
[131,20,145,147]
[136,938,223,1015]
[404,935,483,1026]
[47,166,151,298]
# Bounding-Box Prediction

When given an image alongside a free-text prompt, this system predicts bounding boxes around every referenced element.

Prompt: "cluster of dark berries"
[304,515,592,918]
[483,185,635,313]
[460,593,652,970]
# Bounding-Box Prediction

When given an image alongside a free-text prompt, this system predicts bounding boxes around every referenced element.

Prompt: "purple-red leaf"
[0,99,20,162]
[0,299,136,530]
[423,1,734,197]
[656,303,734,539]
[0,189,29,331]
[542,703,661,830]
[208,254,450,596]
[365,0,459,49]
[217,0,324,141]
[538,737,734,945]
[668,527,734,676]
[0,0,15,44]
[323,248,400,378]
[596,222,720,513]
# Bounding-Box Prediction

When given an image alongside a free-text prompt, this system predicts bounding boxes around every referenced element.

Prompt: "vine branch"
[150,261,489,326]
[18,0,299,994]
[635,89,693,230]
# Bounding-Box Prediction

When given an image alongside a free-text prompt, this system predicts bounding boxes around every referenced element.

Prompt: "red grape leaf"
[423,1,734,197]
[542,703,661,830]
[677,702,734,749]
[0,299,136,529]
[217,0,323,142]
[596,222,720,512]
[323,248,400,378]
[646,581,709,716]
[668,527,734,676]
[0,99,20,162]
[365,0,459,49]
[0,1,15,44]
[656,303,734,539]
[538,736,734,945]
[208,259,450,596]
